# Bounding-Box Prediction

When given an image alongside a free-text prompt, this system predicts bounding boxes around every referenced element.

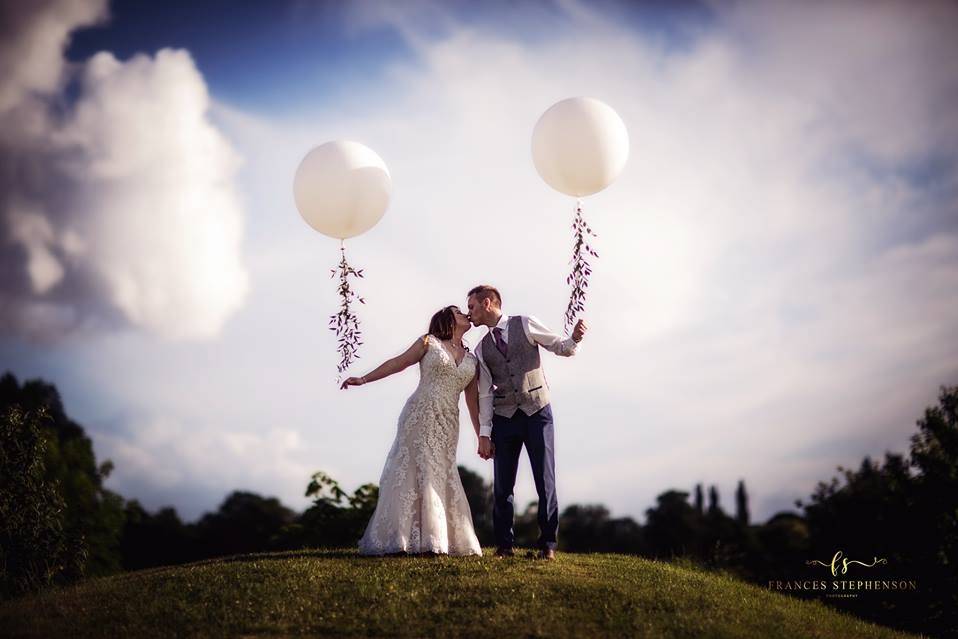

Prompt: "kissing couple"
[340,284,587,560]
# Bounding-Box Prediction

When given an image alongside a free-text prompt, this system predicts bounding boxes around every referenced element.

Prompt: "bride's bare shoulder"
[397,334,430,368]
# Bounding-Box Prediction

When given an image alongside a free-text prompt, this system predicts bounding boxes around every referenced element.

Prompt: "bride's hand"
[478,436,494,459]
[340,376,367,389]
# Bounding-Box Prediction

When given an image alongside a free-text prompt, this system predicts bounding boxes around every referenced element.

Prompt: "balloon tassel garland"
[328,241,366,382]
[564,199,599,335]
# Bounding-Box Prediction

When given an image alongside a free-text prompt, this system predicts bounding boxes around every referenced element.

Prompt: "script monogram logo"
[805,550,888,576]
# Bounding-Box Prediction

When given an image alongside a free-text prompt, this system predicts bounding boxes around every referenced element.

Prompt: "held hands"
[572,319,588,343]
[478,436,495,460]
[340,376,367,389]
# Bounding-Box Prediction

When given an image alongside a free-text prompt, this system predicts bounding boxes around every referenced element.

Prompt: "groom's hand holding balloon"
[572,319,588,343]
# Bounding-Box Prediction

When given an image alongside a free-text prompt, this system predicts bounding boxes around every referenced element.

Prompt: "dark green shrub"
[0,405,84,599]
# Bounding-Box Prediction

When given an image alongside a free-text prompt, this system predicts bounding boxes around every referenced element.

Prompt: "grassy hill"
[0,548,923,638]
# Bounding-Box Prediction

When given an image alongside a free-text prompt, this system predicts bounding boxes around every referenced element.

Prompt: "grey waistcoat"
[481,315,550,418]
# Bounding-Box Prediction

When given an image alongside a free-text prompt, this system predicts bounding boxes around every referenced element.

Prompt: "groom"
[465,284,587,560]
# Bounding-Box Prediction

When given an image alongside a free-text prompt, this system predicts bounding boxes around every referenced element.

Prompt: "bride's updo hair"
[428,305,457,341]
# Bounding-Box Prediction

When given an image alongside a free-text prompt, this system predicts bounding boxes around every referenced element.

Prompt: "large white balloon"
[293,140,391,240]
[531,97,629,198]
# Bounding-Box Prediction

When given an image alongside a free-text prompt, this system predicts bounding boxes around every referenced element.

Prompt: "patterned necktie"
[492,326,508,358]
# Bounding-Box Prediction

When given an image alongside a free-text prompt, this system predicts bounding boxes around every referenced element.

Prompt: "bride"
[339,305,485,556]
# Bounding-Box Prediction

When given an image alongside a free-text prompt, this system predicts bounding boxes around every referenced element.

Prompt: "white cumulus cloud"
[0,0,249,343]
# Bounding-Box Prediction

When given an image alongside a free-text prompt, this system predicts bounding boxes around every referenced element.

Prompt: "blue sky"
[65,0,413,114]
[2,0,957,524]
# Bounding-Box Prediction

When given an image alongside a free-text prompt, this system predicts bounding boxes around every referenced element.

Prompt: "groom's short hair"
[468,284,501,308]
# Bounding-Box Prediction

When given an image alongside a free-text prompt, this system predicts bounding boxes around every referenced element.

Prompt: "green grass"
[0,548,925,638]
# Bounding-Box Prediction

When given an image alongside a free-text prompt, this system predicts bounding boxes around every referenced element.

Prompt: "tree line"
[1,371,955,638]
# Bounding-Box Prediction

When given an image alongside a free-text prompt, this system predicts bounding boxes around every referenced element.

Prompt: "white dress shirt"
[476,314,579,437]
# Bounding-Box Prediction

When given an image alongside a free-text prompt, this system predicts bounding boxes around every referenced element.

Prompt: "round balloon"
[531,97,629,197]
[293,140,392,240]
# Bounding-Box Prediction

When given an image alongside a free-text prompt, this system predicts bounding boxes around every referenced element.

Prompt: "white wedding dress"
[358,334,483,556]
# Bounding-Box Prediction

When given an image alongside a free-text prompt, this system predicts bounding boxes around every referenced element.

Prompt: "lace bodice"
[415,334,478,400]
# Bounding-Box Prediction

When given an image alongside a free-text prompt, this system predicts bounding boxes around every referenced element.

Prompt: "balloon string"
[329,242,366,384]
[563,199,598,335]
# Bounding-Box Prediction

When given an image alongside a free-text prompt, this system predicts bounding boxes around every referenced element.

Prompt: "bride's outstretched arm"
[464,369,481,440]
[340,335,428,389]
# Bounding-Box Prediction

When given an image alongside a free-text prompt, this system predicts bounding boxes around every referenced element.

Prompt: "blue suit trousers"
[491,402,558,551]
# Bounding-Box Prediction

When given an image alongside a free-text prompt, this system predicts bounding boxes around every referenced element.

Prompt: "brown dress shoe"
[539,548,556,560]
[494,547,515,558]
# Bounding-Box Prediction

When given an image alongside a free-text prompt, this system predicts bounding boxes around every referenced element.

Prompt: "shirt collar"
[494,313,510,330]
